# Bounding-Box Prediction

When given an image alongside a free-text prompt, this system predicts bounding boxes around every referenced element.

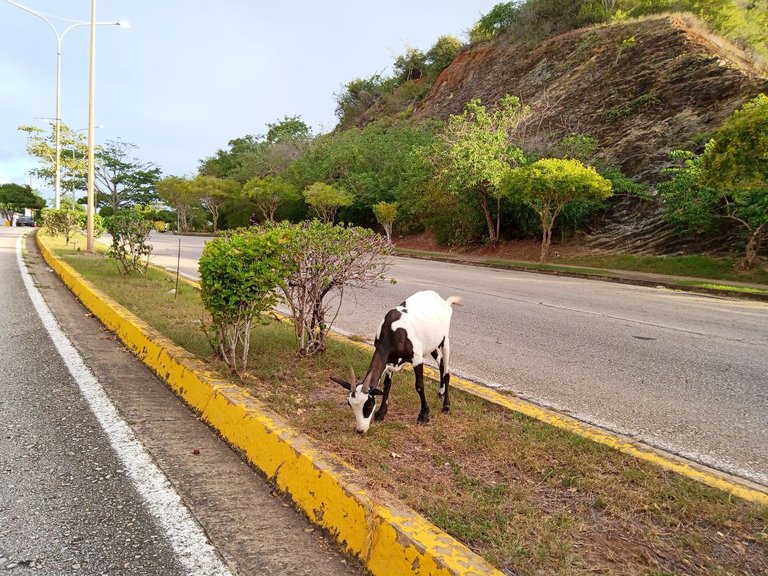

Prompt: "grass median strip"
[46,234,768,576]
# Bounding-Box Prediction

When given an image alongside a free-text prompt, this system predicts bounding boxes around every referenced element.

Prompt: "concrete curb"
[36,236,504,575]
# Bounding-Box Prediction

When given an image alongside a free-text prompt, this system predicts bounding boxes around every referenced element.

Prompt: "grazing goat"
[331,290,462,434]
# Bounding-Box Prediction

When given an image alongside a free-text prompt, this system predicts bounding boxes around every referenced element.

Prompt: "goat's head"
[330,367,382,434]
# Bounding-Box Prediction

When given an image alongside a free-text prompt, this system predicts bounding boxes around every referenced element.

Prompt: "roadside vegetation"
[39,230,768,576]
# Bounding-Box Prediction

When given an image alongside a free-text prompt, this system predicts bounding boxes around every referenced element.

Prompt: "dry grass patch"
[44,233,768,576]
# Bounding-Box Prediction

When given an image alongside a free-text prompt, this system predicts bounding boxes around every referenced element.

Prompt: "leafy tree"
[660,96,768,270]
[187,175,239,233]
[199,226,296,376]
[104,211,153,275]
[435,95,528,246]
[95,139,161,212]
[702,94,768,191]
[303,182,354,223]
[394,47,427,83]
[0,183,45,224]
[505,158,613,261]
[41,208,87,246]
[199,135,262,181]
[157,176,196,233]
[373,201,399,244]
[470,2,521,41]
[276,220,392,356]
[200,119,311,184]
[266,115,312,144]
[18,123,88,202]
[243,175,298,223]
[334,74,397,129]
[425,36,464,76]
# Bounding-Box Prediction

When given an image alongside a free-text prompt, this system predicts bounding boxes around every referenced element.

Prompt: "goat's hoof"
[417,413,430,424]
[374,411,386,422]
[442,405,450,413]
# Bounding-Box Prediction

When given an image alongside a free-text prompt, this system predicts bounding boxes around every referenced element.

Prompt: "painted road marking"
[16,235,232,576]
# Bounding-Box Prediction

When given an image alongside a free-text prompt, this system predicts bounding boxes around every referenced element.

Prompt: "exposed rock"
[414,15,767,255]
[416,15,768,183]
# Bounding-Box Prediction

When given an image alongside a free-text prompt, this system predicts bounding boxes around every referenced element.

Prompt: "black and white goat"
[331,290,462,434]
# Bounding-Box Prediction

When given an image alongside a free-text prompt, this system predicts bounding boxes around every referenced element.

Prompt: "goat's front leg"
[375,373,393,421]
[414,363,429,424]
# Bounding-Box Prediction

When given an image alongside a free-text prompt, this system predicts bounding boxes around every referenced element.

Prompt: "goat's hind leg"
[439,339,451,413]
[413,363,429,424]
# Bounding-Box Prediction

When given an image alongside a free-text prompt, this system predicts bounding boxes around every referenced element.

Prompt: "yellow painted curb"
[36,235,504,575]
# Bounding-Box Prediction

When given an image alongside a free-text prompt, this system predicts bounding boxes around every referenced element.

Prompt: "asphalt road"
[145,232,768,487]
[2,228,362,575]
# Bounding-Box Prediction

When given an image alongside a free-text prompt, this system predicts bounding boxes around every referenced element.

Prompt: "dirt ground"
[395,231,607,261]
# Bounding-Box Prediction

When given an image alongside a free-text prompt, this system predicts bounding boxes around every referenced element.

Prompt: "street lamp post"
[2,1,128,209]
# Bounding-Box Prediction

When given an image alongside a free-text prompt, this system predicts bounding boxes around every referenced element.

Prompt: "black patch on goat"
[378,310,415,365]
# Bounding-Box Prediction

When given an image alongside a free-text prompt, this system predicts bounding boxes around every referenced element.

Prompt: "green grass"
[562,254,768,284]
[41,232,768,576]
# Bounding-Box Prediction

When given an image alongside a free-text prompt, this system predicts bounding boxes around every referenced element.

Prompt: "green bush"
[198,226,296,375]
[41,208,103,245]
[276,220,393,356]
[104,211,154,275]
[41,208,82,246]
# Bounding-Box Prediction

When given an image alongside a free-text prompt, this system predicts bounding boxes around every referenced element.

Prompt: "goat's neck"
[361,350,388,391]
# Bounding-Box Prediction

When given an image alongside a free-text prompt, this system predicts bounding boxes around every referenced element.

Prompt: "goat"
[331,290,462,434]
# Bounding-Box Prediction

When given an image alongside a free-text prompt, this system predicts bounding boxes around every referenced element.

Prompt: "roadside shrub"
[277,220,393,356]
[199,226,296,376]
[104,211,153,275]
[40,208,103,246]
[154,220,166,233]
[41,208,82,246]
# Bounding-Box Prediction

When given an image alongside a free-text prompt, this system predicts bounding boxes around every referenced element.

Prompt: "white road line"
[16,235,233,576]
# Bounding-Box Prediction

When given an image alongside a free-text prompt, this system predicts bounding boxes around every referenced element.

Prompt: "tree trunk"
[539,217,552,263]
[479,190,497,246]
[740,224,765,270]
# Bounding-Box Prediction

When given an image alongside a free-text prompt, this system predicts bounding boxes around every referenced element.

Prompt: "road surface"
[147,233,768,486]
[1,228,361,575]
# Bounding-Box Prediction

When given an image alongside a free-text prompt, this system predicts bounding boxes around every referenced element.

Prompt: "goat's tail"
[446,295,464,307]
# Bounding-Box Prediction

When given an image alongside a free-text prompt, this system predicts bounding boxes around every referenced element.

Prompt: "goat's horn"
[330,376,352,391]
[349,367,357,386]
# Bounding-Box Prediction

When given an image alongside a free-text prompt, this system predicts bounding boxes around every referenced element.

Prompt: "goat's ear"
[369,388,384,396]
[330,376,352,391]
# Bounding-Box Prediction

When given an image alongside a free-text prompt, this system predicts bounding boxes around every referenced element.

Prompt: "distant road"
[146,232,768,486]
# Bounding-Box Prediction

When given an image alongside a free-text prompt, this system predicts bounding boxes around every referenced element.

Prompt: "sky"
[0,1,498,204]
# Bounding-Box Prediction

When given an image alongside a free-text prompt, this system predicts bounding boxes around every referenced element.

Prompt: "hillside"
[416,14,768,183]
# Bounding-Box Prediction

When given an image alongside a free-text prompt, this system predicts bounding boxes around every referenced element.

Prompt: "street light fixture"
[2,0,128,209]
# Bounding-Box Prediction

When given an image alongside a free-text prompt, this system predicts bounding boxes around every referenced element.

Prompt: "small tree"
[505,158,612,262]
[243,175,298,222]
[188,175,239,233]
[104,211,154,275]
[41,208,84,246]
[435,95,528,246]
[302,182,353,223]
[701,94,768,269]
[278,220,392,356]
[199,227,295,376]
[157,176,195,232]
[372,201,399,244]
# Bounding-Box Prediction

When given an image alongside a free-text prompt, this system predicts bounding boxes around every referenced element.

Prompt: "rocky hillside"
[416,14,768,183]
